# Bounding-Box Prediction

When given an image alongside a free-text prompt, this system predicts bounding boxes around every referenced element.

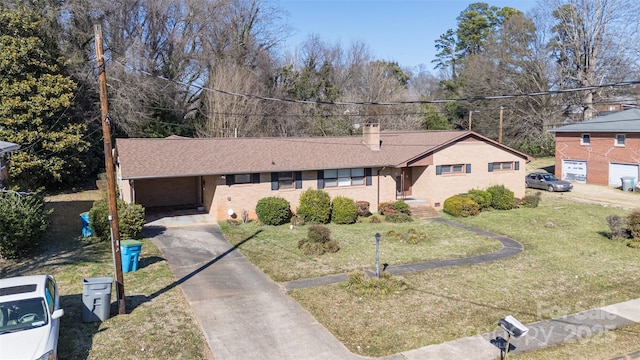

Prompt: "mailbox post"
[498,315,528,359]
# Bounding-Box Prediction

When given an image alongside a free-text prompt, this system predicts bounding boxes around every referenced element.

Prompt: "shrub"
[331,196,358,224]
[378,202,395,215]
[607,215,628,240]
[368,215,382,223]
[356,201,372,217]
[307,225,331,243]
[297,225,339,255]
[627,210,640,239]
[89,194,146,241]
[255,197,291,226]
[385,228,425,244]
[443,195,480,217]
[520,192,541,208]
[297,189,331,224]
[343,271,410,297]
[487,185,515,210]
[385,213,413,223]
[391,200,411,215]
[0,189,51,258]
[118,202,145,239]
[467,189,492,210]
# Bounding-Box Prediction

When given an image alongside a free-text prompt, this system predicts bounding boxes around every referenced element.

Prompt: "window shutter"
[252,173,260,184]
[317,170,324,189]
[488,163,494,172]
[226,175,234,186]
[466,164,471,173]
[514,161,520,171]
[271,172,278,190]
[295,171,302,189]
[365,168,372,186]
[436,165,442,175]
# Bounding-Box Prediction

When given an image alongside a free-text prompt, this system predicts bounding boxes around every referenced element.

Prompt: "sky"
[279,0,538,71]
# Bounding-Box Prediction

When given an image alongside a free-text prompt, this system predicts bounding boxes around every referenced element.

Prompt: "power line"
[111,58,640,106]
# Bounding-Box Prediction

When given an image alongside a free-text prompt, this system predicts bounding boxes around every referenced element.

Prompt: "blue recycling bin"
[120,239,143,273]
[80,212,92,237]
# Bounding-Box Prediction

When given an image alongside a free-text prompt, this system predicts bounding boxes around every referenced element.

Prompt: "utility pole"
[499,106,504,143]
[95,24,126,315]
[468,110,473,131]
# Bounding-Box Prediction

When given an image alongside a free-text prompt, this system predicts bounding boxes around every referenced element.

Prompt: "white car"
[0,275,64,360]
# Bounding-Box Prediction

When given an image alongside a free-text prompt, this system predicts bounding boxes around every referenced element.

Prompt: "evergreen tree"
[0,6,90,189]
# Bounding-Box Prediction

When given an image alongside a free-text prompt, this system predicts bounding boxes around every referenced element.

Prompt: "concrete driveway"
[146,220,372,360]
[534,182,639,210]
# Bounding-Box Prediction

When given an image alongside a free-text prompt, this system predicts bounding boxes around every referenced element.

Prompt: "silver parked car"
[0,275,64,360]
[525,172,573,192]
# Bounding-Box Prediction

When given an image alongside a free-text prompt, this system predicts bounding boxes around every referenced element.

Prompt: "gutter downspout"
[377,167,386,212]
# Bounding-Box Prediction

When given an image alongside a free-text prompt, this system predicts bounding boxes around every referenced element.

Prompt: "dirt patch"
[531,183,640,211]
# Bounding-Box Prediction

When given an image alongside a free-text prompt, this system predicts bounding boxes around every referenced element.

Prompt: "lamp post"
[375,233,381,278]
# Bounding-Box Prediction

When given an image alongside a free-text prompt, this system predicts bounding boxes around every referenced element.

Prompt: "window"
[491,162,513,171]
[324,168,365,187]
[234,174,251,184]
[278,172,294,189]
[581,134,590,145]
[615,134,626,147]
[438,164,466,175]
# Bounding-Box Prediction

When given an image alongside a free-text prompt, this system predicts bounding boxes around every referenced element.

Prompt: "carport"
[125,176,202,209]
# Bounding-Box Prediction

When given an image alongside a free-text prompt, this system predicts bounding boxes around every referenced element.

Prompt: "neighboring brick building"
[115,125,530,221]
[549,109,640,187]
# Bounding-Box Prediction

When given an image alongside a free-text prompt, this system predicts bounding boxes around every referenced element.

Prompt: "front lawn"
[221,197,639,357]
[219,220,502,282]
[0,191,212,360]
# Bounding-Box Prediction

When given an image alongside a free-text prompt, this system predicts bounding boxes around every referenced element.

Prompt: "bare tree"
[543,0,640,119]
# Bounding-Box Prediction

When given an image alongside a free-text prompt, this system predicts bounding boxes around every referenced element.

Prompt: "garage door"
[609,163,639,187]
[135,177,199,208]
[562,160,587,183]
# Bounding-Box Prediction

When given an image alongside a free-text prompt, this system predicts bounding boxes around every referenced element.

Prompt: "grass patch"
[282,197,640,357]
[1,191,212,360]
[220,220,502,282]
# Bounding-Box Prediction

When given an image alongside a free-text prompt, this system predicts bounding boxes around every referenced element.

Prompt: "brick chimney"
[363,123,381,150]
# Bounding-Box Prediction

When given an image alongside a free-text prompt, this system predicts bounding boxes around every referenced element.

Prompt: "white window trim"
[615,134,626,147]
[581,133,591,145]
[324,168,365,187]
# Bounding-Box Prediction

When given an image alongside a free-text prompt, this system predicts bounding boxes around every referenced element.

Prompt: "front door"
[396,168,412,198]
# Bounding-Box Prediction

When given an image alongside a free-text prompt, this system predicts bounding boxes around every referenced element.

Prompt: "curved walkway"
[280,218,524,291]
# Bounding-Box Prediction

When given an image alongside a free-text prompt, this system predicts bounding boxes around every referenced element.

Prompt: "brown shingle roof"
[116,131,528,179]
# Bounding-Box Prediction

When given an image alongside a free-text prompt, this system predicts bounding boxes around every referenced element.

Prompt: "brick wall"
[554,132,640,186]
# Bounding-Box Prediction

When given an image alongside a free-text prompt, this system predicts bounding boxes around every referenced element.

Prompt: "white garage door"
[562,160,587,183]
[609,163,639,187]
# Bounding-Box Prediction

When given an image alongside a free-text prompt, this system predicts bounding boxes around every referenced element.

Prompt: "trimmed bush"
[627,210,640,239]
[378,201,394,215]
[443,195,480,217]
[385,213,413,223]
[520,192,541,208]
[255,196,291,226]
[297,225,339,255]
[297,189,331,224]
[487,185,515,210]
[467,189,492,210]
[331,196,358,224]
[391,200,411,215]
[356,201,372,217]
[368,215,382,223]
[89,194,146,241]
[0,189,51,258]
[607,215,628,240]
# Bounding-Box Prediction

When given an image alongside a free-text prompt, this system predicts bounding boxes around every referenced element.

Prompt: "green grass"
[1,191,212,360]
[220,220,502,282]
[223,196,640,357]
